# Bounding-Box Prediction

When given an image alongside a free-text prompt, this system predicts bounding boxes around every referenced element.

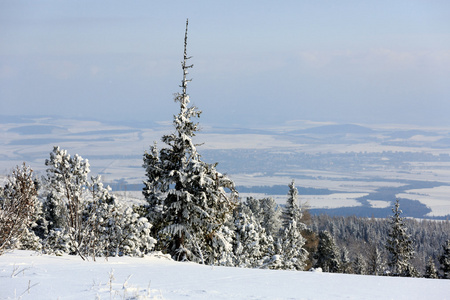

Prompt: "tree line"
[310,201,450,278]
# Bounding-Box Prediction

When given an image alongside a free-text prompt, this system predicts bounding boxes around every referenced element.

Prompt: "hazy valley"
[2,115,450,219]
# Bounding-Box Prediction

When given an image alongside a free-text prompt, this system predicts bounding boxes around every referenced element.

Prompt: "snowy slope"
[1,251,449,300]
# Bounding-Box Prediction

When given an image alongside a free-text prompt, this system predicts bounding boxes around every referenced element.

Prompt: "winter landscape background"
[2,115,450,220]
[2,1,450,220]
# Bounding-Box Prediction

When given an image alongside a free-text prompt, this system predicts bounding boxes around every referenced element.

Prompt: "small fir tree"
[277,181,308,270]
[43,147,155,259]
[353,254,367,275]
[247,197,282,239]
[0,163,40,254]
[424,256,438,279]
[314,230,341,273]
[43,146,92,259]
[367,245,384,276]
[232,201,272,268]
[281,180,302,228]
[385,199,416,277]
[278,220,307,270]
[340,247,353,274]
[85,176,156,258]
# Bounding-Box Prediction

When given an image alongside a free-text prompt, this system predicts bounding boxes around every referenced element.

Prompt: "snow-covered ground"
[1,250,449,300]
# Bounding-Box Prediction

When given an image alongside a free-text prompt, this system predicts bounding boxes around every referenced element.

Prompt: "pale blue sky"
[1,1,449,127]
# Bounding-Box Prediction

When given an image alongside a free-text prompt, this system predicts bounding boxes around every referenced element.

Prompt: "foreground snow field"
[1,251,449,300]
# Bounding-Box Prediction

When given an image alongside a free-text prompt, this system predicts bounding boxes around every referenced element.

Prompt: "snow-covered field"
[3,116,450,217]
[397,185,450,217]
[1,250,449,300]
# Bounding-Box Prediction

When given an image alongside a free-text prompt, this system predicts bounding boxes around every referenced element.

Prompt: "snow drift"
[1,250,449,299]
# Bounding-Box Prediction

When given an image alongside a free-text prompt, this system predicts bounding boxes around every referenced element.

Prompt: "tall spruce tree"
[385,199,416,277]
[142,19,238,264]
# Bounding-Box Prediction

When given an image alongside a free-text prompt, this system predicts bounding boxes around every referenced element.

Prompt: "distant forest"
[310,213,450,275]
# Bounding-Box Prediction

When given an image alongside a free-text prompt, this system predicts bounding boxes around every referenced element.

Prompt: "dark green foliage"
[314,230,341,273]
[439,239,450,279]
[42,193,65,233]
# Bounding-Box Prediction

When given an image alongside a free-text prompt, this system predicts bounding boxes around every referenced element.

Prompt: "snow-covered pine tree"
[367,244,384,276]
[40,193,65,236]
[232,201,272,268]
[243,196,285,269]
[385,199,416,277]
[424,256,438,279]
[314,230,341,273]
[281,180,302,228]
[43,146,92,258]
[340,246,353,274]
[258,197,282,238]
[439,239,450,279]
[353,253,367,275]
[44,147,156,259]
[244,197,263,221]
[0,163,40,254]
[277,220,307,270]
[277,180,307,270]
[142,141,165,239]
[86,176,156,258]
[142,19,238,264]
